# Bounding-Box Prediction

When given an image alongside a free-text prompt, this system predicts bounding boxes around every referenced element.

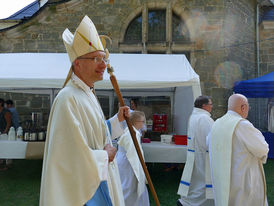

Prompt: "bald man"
[207,94,269,206]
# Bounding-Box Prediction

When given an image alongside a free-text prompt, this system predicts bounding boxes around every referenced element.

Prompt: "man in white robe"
[208,93,269,206]
[116,111,150,206]
[40,16,129,206]
[177,96,214,206]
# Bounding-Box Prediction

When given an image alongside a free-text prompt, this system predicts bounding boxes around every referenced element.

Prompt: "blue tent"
[234,72,274,158]
[233,71,274,98]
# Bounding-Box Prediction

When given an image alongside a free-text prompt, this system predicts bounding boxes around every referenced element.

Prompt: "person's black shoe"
[177,199,183,206]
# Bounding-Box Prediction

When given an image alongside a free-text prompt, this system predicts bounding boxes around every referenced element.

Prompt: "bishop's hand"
[104,144,117,163]
[117,106,130,122]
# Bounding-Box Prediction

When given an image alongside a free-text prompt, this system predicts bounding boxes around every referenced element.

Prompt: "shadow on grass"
[0,160,42,206]
[0,159,273,206]
[147,163,182,206]
[147,159,274,206]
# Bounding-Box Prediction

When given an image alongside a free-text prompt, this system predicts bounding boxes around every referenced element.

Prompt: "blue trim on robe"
[206,184,213,188]
[188,149,195,152]
[84,181,113,206]
[180,180,190,186]
[187,137,191,139]
[106,120,111,136]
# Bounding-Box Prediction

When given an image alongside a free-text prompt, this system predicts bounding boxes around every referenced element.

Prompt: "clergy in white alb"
[177,95,214,206]
[116,111,150,206]
[208,94,269,206]
[40,15,128,206]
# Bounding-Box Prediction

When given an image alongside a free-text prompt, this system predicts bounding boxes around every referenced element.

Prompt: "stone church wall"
[1,0,269,130]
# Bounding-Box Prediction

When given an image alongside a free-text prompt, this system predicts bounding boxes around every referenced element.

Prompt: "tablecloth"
[0,140,187,162]
[0,139,44,159]
[141,141,187,163]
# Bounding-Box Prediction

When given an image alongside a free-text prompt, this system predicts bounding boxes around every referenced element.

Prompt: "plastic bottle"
[8,127,16,141]
[16,127,23,141]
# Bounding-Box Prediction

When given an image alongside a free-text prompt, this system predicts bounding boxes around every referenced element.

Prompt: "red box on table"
[173,135,187,145]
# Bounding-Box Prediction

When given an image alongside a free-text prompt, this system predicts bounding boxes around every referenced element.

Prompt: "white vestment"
[116,127,150,206]
[208,111,269,206]
[177,108,214,206]
[40,74,125,206]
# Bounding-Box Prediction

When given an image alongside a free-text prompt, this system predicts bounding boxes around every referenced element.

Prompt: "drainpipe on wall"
[256,3,261,129]
[256,3,260,77]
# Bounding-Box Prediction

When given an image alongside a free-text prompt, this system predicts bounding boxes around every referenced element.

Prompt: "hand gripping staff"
[107,64,161,206]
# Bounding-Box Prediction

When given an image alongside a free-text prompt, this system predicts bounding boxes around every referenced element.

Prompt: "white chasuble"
[40,75,125,206]
[209,111,269,206]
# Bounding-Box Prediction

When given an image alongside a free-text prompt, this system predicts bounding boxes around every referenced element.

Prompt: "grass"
[148,160,274,206]
[0,159,273,206]
[147,163,183,205]
[0,160,42,205]
[265,158,274,205]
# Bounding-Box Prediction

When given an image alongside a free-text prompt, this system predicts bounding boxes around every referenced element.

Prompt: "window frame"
[119,4,194,62]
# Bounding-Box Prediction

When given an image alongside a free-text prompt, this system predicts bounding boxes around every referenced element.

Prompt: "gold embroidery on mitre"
[76,31,98,51]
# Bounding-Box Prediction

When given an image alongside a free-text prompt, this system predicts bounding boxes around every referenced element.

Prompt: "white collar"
[193,107,211,117]
[227,110,242,118]
[71,73,94,94]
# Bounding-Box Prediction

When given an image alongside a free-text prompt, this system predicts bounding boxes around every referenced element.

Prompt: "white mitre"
[62,15,111,87]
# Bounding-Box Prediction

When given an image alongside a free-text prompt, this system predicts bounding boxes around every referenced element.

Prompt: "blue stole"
[106,120,111,135]
[84,181,113,206]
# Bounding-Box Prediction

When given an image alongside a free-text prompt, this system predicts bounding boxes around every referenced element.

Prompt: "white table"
[141,141,187,163]
[0,140,27,159]
[0,139,187,162]
[0,138,45,159]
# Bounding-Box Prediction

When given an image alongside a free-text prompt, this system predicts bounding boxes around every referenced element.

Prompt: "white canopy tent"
[0,53,200,89]
[0,53,201,134]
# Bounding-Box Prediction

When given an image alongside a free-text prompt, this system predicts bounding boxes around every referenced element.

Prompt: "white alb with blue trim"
[177,107,214,205]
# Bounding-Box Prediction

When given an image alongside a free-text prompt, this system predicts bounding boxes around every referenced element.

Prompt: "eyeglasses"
[78,56,109,64]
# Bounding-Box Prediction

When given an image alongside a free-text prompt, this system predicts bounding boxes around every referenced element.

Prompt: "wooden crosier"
[107,64,161,206]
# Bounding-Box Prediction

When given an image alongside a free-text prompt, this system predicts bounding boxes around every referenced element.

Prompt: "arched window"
[148,10,166,42]
[172,13,190,42]
[121,7,192,59]
[124,14,142,43]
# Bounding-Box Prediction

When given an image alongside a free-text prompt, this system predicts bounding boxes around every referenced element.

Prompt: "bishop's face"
[73,51,107,87]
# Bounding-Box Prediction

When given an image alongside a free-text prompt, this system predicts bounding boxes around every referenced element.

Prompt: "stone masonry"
[0,0,272,130]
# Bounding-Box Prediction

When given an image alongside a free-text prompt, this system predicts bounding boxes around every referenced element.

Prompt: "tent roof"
[233,71,274,98]
[4,0,39,20]
[0,53,200,90]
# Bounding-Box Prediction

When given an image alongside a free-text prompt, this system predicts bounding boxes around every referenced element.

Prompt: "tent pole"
[50,89,54,108]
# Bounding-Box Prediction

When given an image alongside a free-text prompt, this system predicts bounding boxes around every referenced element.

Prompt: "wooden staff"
[107,64,160,206]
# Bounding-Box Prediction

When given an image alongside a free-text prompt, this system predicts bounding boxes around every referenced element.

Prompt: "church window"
[148,10,166,42]
[124,14,142,43]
